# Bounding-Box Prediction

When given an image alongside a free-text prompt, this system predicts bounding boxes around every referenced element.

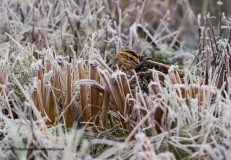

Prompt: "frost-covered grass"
[0,0,231,159]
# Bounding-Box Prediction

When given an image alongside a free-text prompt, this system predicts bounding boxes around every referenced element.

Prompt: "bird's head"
[113,50,140,72]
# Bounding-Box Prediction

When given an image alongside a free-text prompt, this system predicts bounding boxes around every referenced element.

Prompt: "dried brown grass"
[0,0,231,159]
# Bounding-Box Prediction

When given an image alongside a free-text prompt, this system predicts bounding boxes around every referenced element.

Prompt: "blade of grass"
[77,60,89,122]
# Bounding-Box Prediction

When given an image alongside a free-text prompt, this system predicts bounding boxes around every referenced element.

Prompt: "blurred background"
[0,0,231,67]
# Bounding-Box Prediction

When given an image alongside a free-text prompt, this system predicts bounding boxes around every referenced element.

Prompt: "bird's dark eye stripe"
[124,50,138,59]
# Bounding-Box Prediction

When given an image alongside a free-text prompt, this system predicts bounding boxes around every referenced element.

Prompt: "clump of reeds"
[1,0,231,159]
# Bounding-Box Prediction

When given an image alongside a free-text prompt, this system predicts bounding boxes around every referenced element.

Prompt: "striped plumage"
[110,50,184,94]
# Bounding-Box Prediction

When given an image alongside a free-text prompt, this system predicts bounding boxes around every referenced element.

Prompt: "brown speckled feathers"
[110,50,184,94]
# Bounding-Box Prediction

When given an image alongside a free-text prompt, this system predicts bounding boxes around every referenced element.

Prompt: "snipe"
[110,50,184,94]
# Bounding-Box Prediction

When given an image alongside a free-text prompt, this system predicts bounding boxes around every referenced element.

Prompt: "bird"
[110,50,140,78]
[109,49,185,94]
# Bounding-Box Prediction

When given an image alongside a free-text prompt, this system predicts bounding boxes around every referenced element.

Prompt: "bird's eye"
[128,57,133,61]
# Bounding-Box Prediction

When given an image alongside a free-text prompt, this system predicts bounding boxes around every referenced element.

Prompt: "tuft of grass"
[1,0,231,159]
